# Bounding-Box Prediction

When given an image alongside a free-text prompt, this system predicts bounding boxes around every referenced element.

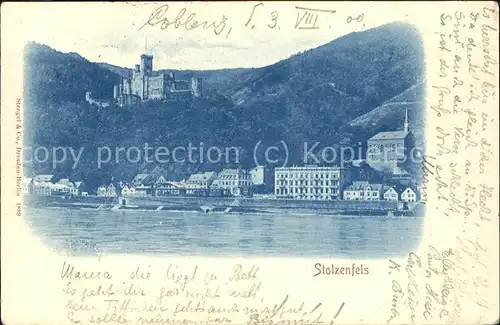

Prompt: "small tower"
[140,37,153,76]
[140,54,153,76]
[191,77,202,97]
[404,107,409,132]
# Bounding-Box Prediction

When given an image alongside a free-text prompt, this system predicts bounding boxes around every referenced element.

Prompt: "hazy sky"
[3,2,426,70]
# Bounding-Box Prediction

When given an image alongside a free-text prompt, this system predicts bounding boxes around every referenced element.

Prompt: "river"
[25,207,423,258]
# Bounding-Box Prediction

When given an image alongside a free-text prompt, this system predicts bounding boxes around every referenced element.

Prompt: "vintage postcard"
[1,1,499,324]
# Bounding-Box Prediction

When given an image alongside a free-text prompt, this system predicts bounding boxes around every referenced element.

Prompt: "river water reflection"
[25,207,423,258]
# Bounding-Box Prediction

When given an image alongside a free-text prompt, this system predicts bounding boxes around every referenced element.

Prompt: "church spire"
[404,107,409,132]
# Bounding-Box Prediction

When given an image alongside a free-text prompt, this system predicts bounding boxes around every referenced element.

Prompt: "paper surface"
[1,2,499,324]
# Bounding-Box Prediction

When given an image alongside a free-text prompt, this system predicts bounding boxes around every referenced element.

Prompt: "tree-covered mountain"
[23,22,425,191]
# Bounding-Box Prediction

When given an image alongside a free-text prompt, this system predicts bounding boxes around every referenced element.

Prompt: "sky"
[2,2,427,70]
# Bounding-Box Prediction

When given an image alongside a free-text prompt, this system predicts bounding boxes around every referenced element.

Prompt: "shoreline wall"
[126,196,399,211]
[24,194,401,212]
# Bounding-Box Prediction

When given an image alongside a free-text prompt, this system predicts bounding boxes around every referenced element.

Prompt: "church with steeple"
[366,108,416,171]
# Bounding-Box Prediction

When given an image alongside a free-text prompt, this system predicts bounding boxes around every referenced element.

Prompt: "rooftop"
[219,168,248,174]
[34,174,54,182]
[187,172,217,182]
[275,166,345,171]
[369,131,409,141]
[345,181,384,191]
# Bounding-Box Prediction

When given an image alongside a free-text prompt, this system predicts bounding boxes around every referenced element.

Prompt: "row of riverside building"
[274,166,419,203]
[273,110,420,204]
[20,175,87,196]
[110,167,255,198]
[23,106,420,205]
[23,165,419,204]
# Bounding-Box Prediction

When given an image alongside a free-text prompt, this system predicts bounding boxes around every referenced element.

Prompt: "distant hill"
[23,22,425,190]
[24,42,120,104]
[229,22,423,109]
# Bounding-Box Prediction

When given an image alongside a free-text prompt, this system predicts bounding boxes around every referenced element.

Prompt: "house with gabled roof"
[155,181,186,196]
[383,185,400,201]
[32,174,56,196]
[401,186,419,203]
[212,168,252,197]
[21,177,34,194]
[121,185,137,196]
[56,178,78,196]
[186,172,217,189]
[73,181,86,196]
[97,183,119,197]
[131,166,169,196]
[343,181,383,201]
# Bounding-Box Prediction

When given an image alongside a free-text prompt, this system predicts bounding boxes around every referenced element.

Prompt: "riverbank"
[24,194,422,217]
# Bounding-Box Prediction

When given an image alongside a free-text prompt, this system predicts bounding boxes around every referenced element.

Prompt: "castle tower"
[140,54,153,76]
[123,78,131,95]
[191,77,202,97]
[404,107,409,132]
[140,37,154,76]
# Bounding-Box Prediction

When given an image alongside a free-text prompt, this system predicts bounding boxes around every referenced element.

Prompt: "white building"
[56,178,78,196]
[73,181,85,196]
[343,181,383,201]
[32,174,55,196]
[121,185,137,196]
[30,175,85,197]
[401,187,418,203]
[383,186,399,201]
[250,166,267,185]
[97,186,107,196]
[212,168,252,196]
[155,181,185,196]
[275,166,350,200]
[131,167,169,196]
[97,184,118,197]
[21,177,33,194]
[186,172,217,189]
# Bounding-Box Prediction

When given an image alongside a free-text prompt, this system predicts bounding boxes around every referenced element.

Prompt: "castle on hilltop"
[112,52,202,106]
